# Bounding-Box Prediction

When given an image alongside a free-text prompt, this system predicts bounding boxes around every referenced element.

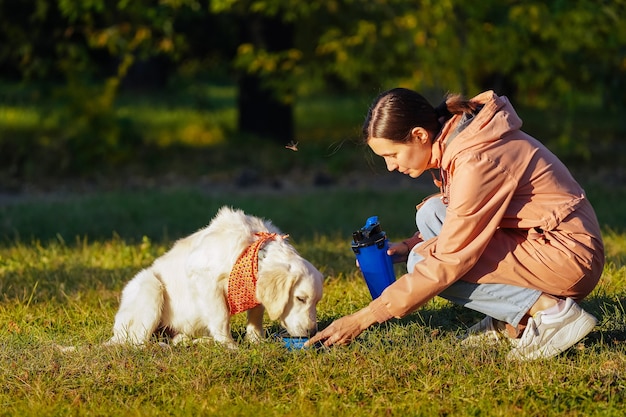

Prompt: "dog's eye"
[296,296,307,304]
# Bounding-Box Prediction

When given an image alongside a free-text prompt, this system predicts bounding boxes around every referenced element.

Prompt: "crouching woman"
[307,88,604,361]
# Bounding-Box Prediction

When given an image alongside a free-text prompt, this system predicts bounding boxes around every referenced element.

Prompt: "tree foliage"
[2,0,623,103]
[0,0,624,173]
[2,0,624,104]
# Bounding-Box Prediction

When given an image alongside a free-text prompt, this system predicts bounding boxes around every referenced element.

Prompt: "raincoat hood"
[437,91,521,169]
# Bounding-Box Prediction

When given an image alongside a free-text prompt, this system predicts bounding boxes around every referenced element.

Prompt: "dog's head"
[256,244,323,337]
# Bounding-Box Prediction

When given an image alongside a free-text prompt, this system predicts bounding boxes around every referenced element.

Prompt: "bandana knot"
[227,232,288,315]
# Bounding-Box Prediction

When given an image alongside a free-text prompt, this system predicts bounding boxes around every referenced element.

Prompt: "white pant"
[407,196,541,327]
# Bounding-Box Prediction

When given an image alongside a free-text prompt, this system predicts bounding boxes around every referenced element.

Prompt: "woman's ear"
[410,127,430,144]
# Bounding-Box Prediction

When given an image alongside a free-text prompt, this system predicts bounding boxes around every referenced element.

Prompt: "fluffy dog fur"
[105,206,323,348]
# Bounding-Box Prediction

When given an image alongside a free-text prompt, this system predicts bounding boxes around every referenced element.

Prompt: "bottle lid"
[351,216,386,247]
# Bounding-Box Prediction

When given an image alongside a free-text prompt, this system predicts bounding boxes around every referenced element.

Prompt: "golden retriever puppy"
[105,206,324,348]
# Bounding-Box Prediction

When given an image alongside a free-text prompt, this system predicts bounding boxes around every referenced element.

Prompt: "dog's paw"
[172,334,193,346]
[244,332,263,344]
[194,336,238,350]
[223,341,239,350]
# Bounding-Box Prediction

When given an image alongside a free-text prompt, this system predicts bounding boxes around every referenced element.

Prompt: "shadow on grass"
[0,264,133,303]
[314,293,626,353]
[583,294,626,347]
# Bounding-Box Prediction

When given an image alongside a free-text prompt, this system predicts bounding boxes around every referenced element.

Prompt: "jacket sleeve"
[369,152,518,322]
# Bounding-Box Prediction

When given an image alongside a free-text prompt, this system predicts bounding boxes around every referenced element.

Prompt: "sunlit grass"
[1,231,625,416]
[0,84,368,150]
[3,82,622,188]
[1,81,626,414]
[0,83,366,148]
[604,229,626,261]
[0,106,41,129]
[117,106,234,147]
[1,187,626,415]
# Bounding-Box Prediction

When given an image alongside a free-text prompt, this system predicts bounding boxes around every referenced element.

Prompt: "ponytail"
[435,93,479,122]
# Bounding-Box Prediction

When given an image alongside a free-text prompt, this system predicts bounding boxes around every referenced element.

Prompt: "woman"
[306,88,604,361]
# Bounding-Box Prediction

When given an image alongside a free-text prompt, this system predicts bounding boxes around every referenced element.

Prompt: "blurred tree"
[236,13,295,142]
[283,0,626,107]
[0,0,190,174]
[0,0,624,153]
[0,0,65,81]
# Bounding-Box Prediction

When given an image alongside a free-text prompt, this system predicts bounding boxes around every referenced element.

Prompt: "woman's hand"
[387,241,410,263]
[305,306,378,347]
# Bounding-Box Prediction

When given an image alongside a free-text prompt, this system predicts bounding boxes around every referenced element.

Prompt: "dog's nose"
[307,327,318,338]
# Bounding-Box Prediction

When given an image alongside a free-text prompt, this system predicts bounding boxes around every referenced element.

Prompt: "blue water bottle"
[351,216,396,299]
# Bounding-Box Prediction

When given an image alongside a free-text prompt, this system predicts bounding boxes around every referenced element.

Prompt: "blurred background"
[1,0,625,193]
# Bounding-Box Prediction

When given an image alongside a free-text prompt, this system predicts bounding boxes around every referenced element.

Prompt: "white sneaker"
[507,298,597,361]
[461,316,510,346]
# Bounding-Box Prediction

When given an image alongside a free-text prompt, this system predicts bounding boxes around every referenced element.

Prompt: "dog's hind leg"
[106,269,164,346]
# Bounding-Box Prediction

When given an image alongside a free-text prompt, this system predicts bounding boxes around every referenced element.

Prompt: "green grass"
[1,186,626,416]
[3,81,623,188]
[0,83,375,186]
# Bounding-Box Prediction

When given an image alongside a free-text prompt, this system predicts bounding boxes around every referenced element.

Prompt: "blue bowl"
[282,336,309,350]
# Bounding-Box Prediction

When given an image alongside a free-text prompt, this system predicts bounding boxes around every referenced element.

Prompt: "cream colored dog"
[105,206,323,348]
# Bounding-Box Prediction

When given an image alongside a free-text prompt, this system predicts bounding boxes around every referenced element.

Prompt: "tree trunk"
[237,14,294,143]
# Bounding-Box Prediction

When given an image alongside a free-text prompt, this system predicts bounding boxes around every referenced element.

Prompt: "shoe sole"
[508,311,597,361]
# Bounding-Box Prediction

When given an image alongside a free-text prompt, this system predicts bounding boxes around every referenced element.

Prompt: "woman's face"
[368,128,434,178]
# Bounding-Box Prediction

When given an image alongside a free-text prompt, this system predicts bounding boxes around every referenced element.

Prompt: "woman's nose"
[385,159,398,172]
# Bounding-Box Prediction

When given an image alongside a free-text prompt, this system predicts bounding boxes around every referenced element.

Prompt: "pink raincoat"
[369,91,604,323]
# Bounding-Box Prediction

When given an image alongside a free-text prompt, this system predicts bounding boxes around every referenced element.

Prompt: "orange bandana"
[227,232,288,315]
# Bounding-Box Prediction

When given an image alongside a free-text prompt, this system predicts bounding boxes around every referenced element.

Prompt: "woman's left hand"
[305,306,378,347]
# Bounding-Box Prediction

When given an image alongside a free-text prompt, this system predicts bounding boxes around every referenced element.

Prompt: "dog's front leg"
[205,308,238,349]
[210,329,237,349]
[245,305,265,343]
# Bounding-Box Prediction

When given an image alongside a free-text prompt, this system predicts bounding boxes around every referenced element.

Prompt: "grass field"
[1,184,626,416]
[2,80,626,415]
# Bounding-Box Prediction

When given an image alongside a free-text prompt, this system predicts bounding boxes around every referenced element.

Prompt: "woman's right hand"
[387,241,410,263]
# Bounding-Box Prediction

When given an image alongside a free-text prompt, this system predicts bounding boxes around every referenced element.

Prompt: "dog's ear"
[256,269,296,320]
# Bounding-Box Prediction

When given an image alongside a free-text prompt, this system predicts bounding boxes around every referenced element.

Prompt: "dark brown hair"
[362,88,478,143]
